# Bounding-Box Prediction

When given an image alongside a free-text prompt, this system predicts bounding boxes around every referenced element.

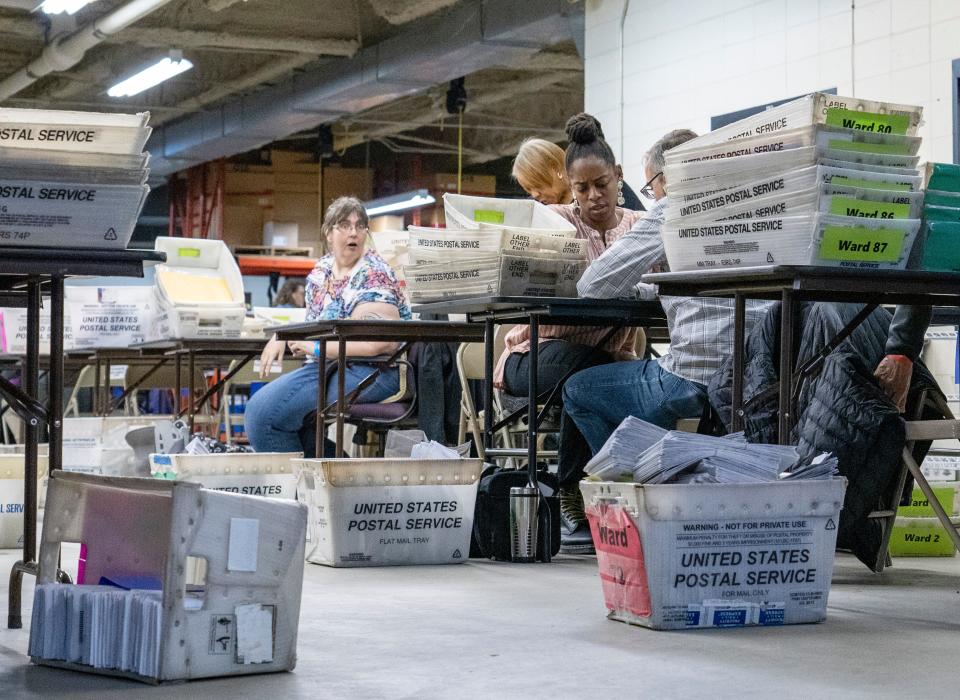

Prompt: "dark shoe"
[560,521,595,555]
[559,485,586,534]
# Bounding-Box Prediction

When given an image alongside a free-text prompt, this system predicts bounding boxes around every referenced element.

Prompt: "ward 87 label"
[819,226,905,263]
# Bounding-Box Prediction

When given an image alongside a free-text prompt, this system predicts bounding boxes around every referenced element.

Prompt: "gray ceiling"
[0,0,585,178]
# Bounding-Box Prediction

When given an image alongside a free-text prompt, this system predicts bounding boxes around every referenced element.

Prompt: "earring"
[617,179,625,206]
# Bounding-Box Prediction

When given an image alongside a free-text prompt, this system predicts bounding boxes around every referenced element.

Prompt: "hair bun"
[565,113,604,145]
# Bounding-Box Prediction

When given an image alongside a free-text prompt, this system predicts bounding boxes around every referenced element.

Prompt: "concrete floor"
[0,548,958,699]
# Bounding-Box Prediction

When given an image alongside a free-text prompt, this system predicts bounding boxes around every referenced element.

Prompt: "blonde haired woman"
[512,138,571,205]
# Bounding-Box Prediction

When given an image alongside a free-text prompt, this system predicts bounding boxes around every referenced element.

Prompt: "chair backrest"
[633,327,647,357]
[457,323,515,383]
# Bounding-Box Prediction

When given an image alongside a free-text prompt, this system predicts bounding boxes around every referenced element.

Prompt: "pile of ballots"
[917,162,960,273]
[661,92,924,272]
[0,107,151,249]
[29,583,162,677]
[584,416,839,484]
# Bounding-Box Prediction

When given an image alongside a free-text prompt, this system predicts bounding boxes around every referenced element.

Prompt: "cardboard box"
[150,452,301,500]
[296,458,481,567]
[888,516,960,557]
[896,482,959,517]
[580,478,847,630]
[426,173,497,197]
[32,472,307,682]
[152,237,246,340]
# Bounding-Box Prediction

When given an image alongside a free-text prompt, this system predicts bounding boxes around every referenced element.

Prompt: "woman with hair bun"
[495,113,645,554]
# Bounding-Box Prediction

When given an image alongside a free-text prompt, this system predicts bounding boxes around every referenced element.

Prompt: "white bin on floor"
[150,452,301,499]
[296,458,481,567]
[30,472,307,683]
[580,478,846,630]
[0,453,48,547]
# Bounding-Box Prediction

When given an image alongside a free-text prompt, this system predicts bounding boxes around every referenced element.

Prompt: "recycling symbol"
[825,518,836,531]
[766,253,775,263]
[104,228,118,241]
[452,549,462,559]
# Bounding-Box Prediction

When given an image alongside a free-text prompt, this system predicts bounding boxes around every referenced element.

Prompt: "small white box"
[151,237,246,340]
[65,285,155,350]
[262,221,299,248]
[296,458,481,567]
[580,478,846,630]
[31,472,307,683]
[150,452,301,500]
[443,193,577,233]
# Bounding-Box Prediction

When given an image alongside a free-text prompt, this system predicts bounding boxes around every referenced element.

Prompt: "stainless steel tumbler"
[510,486,540,563]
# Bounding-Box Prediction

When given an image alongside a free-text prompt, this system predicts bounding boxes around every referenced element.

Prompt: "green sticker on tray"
[825,107,910,134]
[819,226,905,263]
[827,139,912,155]
[827,196,910,219]
[830,175,911,191]
[178,247,202,258]
[473,209,505,224]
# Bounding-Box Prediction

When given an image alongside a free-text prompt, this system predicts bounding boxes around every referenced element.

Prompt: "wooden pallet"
[232,244,314,257]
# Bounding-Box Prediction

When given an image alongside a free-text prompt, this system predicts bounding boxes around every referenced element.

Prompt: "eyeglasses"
[334,221,369,234]
[640,171,663,200]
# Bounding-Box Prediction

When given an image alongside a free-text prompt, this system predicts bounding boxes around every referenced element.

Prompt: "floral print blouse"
[305,251,411,321]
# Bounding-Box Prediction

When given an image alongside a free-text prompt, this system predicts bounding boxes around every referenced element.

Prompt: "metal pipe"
[0,0,174,101]
[618,0,631,165]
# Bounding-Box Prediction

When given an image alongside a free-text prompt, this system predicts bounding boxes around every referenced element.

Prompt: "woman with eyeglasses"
[246,196,411,457]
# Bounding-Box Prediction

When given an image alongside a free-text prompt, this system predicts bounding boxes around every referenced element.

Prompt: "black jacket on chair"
[707,302,943,569]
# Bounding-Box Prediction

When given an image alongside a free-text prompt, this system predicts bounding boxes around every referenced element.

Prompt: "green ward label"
[819,226,905,262]
[825,108,910,134]
[473,209,505,224]
[827,196,910,219]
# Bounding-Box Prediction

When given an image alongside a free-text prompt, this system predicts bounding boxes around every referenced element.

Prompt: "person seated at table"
[245,196,411,457]
[559,127,773,550]
[496,114,645,553]
[273,277,306,308]
[512,138,572,206]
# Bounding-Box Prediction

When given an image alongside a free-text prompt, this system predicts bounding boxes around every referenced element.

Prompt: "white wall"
[585,0,960,182]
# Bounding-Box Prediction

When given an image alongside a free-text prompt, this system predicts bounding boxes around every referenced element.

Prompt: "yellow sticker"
[824,108,910,134]
[178,247,202,258]
[819,226,905,262]
[473,209,505,224]
[827,196,910,219]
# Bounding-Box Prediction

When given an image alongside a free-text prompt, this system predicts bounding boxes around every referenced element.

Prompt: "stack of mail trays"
[661,92,925,272]
[403,193,588,303]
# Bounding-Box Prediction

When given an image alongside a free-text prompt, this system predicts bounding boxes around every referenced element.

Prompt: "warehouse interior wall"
[585,0,960,179]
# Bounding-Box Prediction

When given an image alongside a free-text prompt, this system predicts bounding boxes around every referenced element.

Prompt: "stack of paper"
[583,416,668,481]
[584,416,839,484]
[0,108,151,249]
[29,583,162,677]
[660,92,924,272]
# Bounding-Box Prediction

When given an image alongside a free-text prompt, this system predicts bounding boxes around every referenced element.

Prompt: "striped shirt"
[493,206,645,387]
[576,197,772,386]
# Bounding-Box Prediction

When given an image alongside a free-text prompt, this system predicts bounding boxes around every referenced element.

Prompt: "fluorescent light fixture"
[364,189,436,217]
[38,0,96,14]
[108,55,194,98]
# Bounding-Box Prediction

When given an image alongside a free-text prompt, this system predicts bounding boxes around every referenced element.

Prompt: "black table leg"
[778,290,797,445]
[49,276,64,473]
[483,318,494,455]
[187,351,196,434]
[93,357,102,416]
[527,316,538,488]
[336,339,346,456]
[317,344,327,458]
[173,351,182,421]
[731,293,746,433]
[8,280,41,629]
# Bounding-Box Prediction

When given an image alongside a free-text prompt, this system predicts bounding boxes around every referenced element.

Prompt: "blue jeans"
[245,360,400,457]
[561,359,708,485]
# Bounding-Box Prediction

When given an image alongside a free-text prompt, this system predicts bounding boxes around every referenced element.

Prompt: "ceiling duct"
[147,0,580,178]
